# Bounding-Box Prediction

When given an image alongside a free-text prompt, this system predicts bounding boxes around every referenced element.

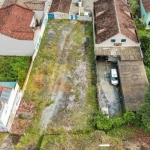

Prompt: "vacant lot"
[13,19,98,149]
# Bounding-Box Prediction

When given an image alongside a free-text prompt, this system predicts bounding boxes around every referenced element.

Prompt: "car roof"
[111,69,118,77]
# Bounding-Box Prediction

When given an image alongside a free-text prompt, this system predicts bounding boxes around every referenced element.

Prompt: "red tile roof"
[0,4,35,40]
[94,0,139,44]
[49,0,71,14]
[115,0,138,43]
[141,0,150,13]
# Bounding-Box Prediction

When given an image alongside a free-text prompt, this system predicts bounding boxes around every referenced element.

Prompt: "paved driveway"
[96,58,121,117]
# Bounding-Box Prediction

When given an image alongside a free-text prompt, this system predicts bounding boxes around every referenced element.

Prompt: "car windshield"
[111,77,118,81]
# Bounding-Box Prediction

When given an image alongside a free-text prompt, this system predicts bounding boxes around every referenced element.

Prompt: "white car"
[110,69,119,85]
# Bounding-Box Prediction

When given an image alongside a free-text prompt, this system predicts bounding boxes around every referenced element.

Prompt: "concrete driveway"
[96,58,121,117]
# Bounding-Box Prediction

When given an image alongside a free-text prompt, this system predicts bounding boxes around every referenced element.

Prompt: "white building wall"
[34,11,44,22]
[44,0,52,15]
[95,33,140,47]
[0,34,35,56]
[0,85,19,126]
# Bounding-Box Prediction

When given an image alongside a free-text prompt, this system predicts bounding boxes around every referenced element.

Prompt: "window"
[121,39,126,42]
[111,39,116,42]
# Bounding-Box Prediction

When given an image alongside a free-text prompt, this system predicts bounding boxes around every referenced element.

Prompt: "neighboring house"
[94,0,140,47]
[94,0,148,111]
[0,82,22,132]
[0,4,43,56]
[2,0,46,22]
[140,0,150,27]
[48,0,93,20]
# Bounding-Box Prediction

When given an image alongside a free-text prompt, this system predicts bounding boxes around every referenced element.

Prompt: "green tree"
[140,36,150,54]
[129,0,139,17]
[144,49,150,66]
[136,86,150,133]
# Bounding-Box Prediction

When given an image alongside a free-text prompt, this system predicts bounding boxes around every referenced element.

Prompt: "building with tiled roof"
[0,4,35,40]
[94,0,140,46]
[0,4,40,56]
[94,0,148,112]
[140,0,150,27]
[49,0,72,14]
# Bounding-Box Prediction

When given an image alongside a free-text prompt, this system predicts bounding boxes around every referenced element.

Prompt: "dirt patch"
[11,100,36,134]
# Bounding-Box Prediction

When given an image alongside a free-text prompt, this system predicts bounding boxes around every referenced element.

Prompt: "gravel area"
[40,20,90,132]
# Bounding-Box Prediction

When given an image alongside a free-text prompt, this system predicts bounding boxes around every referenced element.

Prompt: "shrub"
[144,49,150,66]
[93,110,136,132]
[123,110,136,124]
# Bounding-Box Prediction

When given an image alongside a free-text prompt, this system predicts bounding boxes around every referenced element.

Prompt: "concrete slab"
[96,58,121,117]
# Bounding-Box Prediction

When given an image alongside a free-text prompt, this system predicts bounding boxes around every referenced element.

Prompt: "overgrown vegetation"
[129,0,150,135]
[0,56,31,88]
[128,0,139,17]
[93,110,135,132]
[14,20,99,149]
[135,86,150,133]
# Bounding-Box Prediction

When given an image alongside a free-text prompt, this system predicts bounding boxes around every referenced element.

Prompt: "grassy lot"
[40,131,120,150]
[14,19,99,149]
[0,56,31,88]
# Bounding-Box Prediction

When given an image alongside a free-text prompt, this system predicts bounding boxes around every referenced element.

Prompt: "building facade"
[0,82,22,132]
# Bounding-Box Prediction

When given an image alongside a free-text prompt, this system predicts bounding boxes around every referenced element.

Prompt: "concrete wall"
[34,11,44,22]
[0,34,35,56]
[140,0,150,26]
[32,14,48,61]
[95,33,140,47]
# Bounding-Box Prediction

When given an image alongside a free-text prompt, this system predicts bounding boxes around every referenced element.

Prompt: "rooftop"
[49,0,72,14]
[2,0,46,10]
[95,46,142,60]
[118,61,149,111]
[94,0,139,44]
[0,4,35,40]
[0,82,16,88]
[141,0,150,13]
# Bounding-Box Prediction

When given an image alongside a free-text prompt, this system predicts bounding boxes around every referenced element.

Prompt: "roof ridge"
[113,0,121,33]
[0,5,14,33]
[57,0,62,12]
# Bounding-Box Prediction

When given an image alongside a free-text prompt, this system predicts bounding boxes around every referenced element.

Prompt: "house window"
[121,39,126,42]
[111,39,116,42]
